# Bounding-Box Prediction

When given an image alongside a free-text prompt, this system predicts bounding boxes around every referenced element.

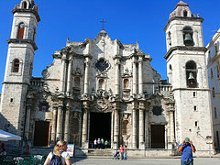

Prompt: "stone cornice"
[164,16,203,32]
[164,46,207,59]
[172,88,210,92]
[2,81,29,86]
[12,8,40,22]
[8,39,38,51]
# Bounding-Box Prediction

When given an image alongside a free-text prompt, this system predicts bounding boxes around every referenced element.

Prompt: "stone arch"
[12,58,20,73]
[17,22,25,40]
[185,60,197,88]
[21,0,29,9]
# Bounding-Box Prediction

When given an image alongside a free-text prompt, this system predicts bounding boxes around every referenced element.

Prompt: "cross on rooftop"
[100,19,106,30]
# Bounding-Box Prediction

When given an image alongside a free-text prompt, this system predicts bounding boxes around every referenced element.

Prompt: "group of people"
[1,136,196,165]
[0,142,6,155]
[44,140,72,165]
[113,145,127,160]
[93,138,110,149]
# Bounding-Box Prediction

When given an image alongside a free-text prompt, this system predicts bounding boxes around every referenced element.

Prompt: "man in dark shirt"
[178,137,196,165]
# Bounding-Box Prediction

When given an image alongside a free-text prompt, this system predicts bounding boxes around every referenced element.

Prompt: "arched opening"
[169,64,172,70]
[167,32,172,46]
[123,79,129,89]
[12,59,20,73]
[74,77,80,88]
[186,61,197,88]
[89,112,111,148]
[183,26,194,46]
[98,79,104,89]
[17,23,25,40]
[23,2,27,9]
[122,120,129,135]
[183,10,188,17]
[21,1,29,9]
[33,28,36,41]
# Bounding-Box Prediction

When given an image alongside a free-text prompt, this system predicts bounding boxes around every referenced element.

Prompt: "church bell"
[188,72,195,80]
[184,33,194,46]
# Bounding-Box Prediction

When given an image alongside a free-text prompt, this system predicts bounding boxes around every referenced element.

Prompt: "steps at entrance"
[87,149,113,158]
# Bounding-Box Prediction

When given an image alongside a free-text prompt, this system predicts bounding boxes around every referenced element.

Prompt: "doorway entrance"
[89,112,111,148]
[33,121,49,146]
[151,125,165,148]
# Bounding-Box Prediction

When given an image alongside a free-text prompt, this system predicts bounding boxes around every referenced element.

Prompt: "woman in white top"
[44,140,71,165]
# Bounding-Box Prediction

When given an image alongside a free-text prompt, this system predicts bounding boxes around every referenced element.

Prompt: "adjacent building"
[206,29,220,150]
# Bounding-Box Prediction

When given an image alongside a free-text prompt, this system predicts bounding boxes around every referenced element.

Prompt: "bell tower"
[0,0,40,135]
[164,1,214,153]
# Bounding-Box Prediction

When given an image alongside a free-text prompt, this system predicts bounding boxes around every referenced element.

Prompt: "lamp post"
[206,136,212,158]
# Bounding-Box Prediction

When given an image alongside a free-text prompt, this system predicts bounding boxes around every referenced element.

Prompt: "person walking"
[44,140,71,165]
[94,139,97,149]
[119,145,125,160]
[178,137,196,165]
[0,142,6,155]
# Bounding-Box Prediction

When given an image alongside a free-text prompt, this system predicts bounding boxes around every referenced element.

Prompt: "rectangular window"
[194,106,197,111]
[193,92,196,97]
[212,87,216,98]
[195,121,198,127]
[217,64,220,79]
[214,107,217,119]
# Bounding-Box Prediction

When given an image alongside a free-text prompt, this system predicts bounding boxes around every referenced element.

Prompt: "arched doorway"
[89,112,111,148]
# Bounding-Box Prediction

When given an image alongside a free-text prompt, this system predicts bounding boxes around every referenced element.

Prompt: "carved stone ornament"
[95,58,110,72]
[95,98,113,112]
[42,69,50,78]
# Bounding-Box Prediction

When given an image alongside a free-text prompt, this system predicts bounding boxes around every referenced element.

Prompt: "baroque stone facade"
[0,0,215,156]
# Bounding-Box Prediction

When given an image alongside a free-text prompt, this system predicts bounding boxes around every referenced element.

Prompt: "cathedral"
[0,0,215,156]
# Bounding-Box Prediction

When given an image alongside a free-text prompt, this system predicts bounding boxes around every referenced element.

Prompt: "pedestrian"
[123,145,127,160]
[0,142,6,155]
[101,138,104,149]
[104,140,108,149]
[44,140,71,165]
[94,139,97,149]
[119,145,125,160]
[97,138,101,149]
[178,137,196,165]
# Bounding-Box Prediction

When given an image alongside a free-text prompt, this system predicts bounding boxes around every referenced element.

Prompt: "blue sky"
[0,0,220,91]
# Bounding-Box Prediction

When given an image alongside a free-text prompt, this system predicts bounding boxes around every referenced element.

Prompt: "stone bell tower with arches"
[164,1,214,154]
[0,0,40,136]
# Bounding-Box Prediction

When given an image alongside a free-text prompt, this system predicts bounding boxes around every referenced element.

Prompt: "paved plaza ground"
[72,157,220,165]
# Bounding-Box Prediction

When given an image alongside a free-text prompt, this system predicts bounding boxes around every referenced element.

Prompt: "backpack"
[50,152,63,165]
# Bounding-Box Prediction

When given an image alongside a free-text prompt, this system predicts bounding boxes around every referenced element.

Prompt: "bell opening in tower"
[89,112,111,149]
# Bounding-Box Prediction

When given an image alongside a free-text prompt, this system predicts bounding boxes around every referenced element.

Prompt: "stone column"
[51,106,58,144]
[64,105,70,142]
[66,59,72,96]
[83,57,90,96]
[56,104,63,140]
[145,103,150,148]
[115,58,120,96]
[132,108,137,149]
[139,102,145,149]
[168,104,175,150]
[132,57,137,96]
[111,112,114,148]
[113,108,119,149]
[25,103,31,139]
[82,102,89,148]
[138,56,143,97]
[60,54,67,93]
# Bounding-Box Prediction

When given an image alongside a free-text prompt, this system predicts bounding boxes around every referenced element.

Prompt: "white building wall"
[206,31,220,149]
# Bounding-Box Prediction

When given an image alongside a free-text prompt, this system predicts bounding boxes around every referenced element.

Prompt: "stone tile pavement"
[71,157,220,165]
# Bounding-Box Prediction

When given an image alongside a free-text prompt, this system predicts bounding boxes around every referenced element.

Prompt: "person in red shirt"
[119,145,125,160]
